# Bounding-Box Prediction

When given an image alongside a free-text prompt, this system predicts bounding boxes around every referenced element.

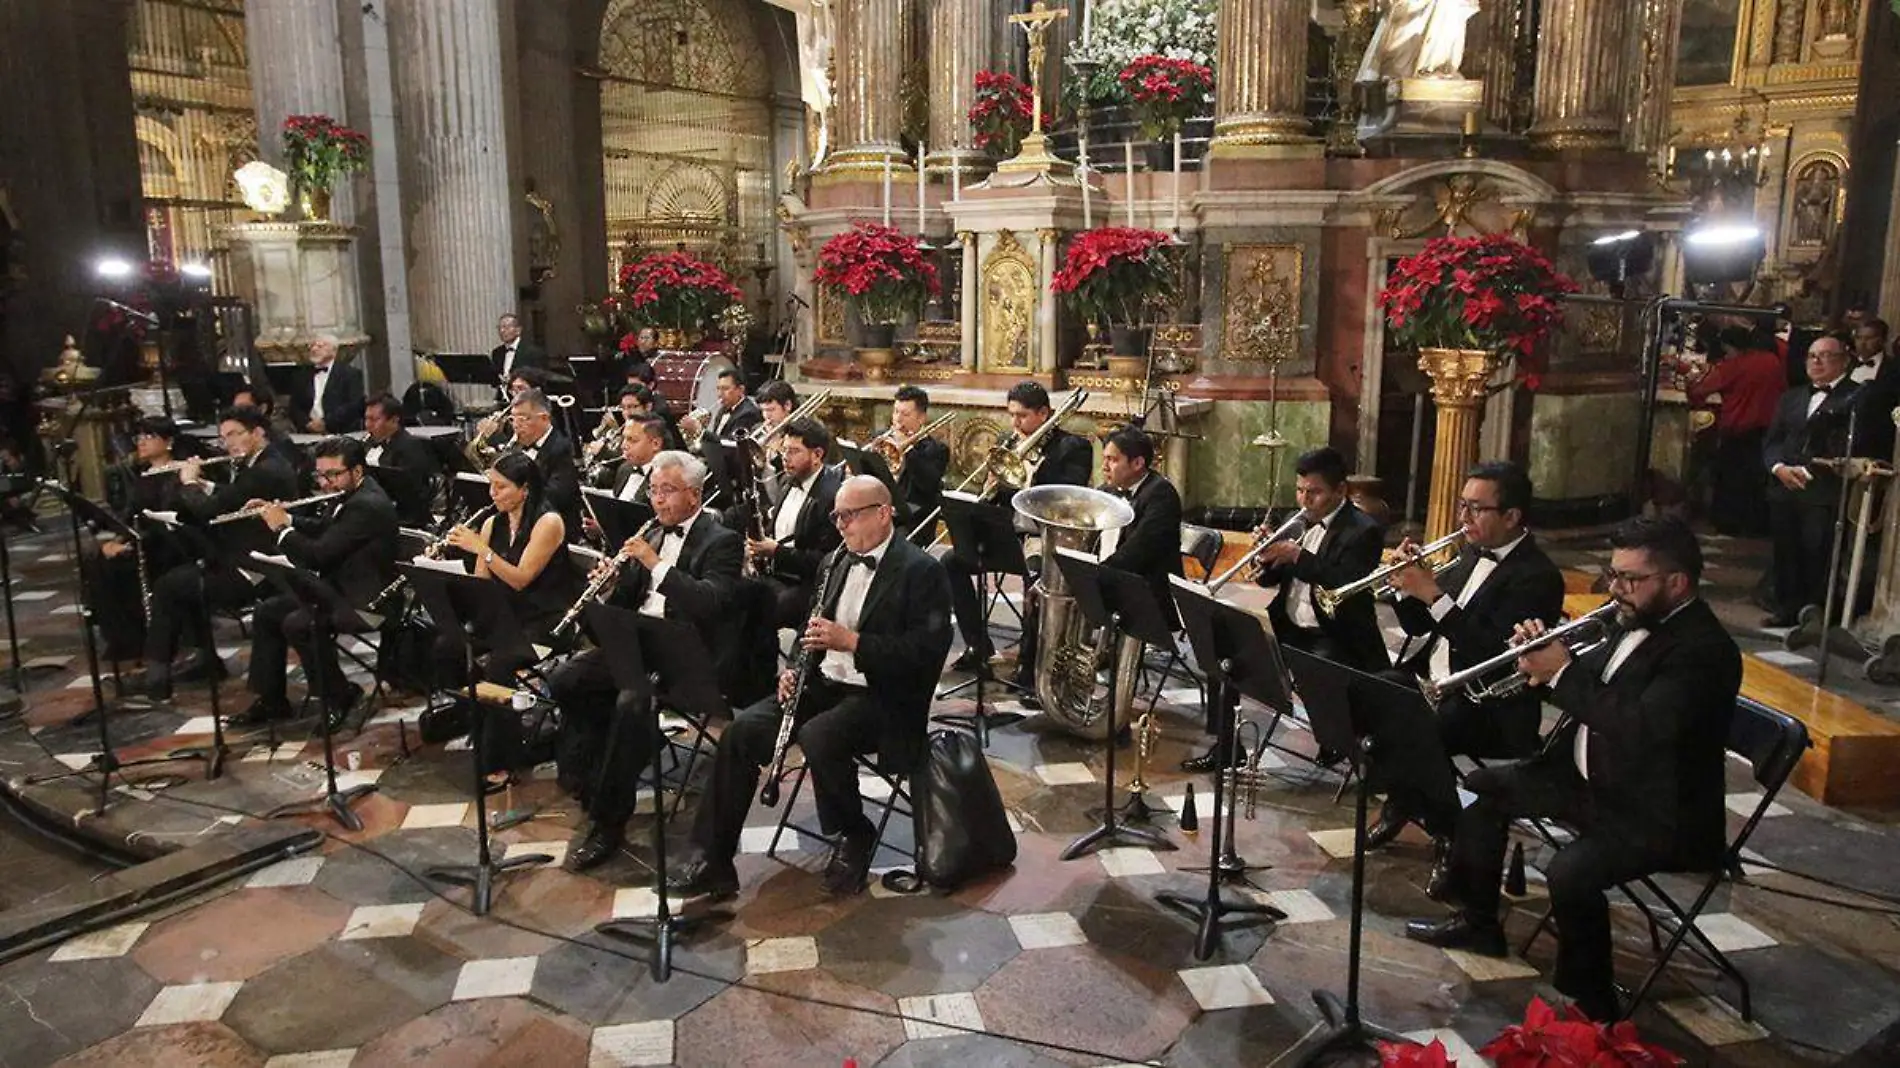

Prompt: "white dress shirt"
[1852,355,1885,385]
[365,438,386,466]
[637,511,698,618]
[618,465,648,502]
[1424,530,1528,681]
[1562,599,1694,780]
[1805,374,1847,418]
[311,364,331,418]
[523,425,553,458]
[774,471,817,543]
[1096,474,1147,558]
[500,340,520,380]
[1286,500,1348,631]
[821,533,892,687]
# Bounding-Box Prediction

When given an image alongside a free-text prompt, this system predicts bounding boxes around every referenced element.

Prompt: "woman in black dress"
[441,451,577,683]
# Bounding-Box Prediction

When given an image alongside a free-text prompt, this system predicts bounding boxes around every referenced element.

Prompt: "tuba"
[1010,484,1140,739]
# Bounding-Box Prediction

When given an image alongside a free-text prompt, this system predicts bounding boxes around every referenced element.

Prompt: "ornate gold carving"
[980,231,1037,372]
[1417,347,1500,407]
[1222,245,1303,364]
[816,283,846,344]
[950,414,1008,477]
[1376,174,1526,240]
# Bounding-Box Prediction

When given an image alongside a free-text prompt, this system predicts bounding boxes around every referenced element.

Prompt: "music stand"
[586,603,731,982]
[699,436,746,510]
[0,473,32,702]
[579,488,655,548]
[403,563,553,914]
[449,471,491,516]
[1155,577,1291,958]
[435,352,501,405]
[839,440,898,501]
[367,461,428,526]
[1051,549,1177,859]
[933,491,1030,742]
[250,552,376,829]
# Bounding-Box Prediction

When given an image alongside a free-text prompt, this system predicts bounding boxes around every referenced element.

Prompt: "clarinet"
[368,505,495,612]
[550,517,663,639]
[759,544,849,807]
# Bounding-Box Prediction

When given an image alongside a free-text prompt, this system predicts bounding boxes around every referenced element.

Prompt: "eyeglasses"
[1456,500,1503,516]
[646,482,690,498]
[313,467,350,483]
[830,502,883,526]
[1600,568,1664,589]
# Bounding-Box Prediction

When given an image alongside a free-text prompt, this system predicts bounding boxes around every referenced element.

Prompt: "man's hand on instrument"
[101,539,130,559]
[1511,618,1570,686]
[445,525,488,556]
[308,417,325,434]
[1386,538,1441,601]
[1259,540,1302,568]
[624,534,659,570]
[259,501,292,532]
[777,668,797,704]
[1774,464,1812,491]
[800,616,857,654]
[179,457,205,486]
[680,412,703,437]
[747,536,778,560]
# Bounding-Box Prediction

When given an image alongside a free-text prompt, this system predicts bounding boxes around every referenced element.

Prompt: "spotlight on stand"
[179,262,213,282]
[1681,223,1766,286]
[95,258,134,280]
[1585,230,1656,298]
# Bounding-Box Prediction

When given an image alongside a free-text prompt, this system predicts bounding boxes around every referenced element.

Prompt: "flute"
[207,491,342,525]
[143,455,233,477]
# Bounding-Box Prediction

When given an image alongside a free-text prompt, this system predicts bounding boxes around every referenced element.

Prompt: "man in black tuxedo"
[946,381,1093,679]
[553,449,755,870]
[1762,335,1861,626]
[1097,426,1182,615]
[1406,516,1741,1023]
[1183,446,1387,771]
[672,475,954,899]
[491,312,545,387]
[87,416,187,663]
[142,406,300,699]
[1375,460,1566,885]
[237,437,398,730]
[504,389,581,537]
[290,336,365,435]
[362,392,441,526]
[737,415,843,627]
[890,384,950,545]
[688,369,763,447]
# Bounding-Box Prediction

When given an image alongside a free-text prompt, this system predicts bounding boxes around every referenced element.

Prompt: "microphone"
[786,293,810,309]
[95,297,160,327]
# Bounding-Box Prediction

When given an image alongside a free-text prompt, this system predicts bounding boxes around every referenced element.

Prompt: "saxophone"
[760,544,848,807]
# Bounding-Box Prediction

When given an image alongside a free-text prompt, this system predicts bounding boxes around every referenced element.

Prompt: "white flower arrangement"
[233,160,292,218]
[1067,0,1218,106]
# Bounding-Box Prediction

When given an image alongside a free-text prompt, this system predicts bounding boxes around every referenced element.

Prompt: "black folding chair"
[1520,696,1810,1022]
[767,753,913,864]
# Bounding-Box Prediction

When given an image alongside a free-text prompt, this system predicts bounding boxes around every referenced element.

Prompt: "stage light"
[1682,223,1766,285]
[1585,230,1655,297]
[179,262,213,280]
[96,258,133,279]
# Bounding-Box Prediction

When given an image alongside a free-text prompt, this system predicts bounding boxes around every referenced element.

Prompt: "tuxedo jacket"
[290,362,366,434]
[894,436,950,542]
[708,396,764,442]
[367,428,441,525]
[1258,499,1389,672]
[1541,598,1740,868]
[753,463,844,583]
[1763,379,1864,506]
[1029,425,1094,490]
[511,430,581,535]
[607,460,649,505]
[280,476,399,611]
[812,535,955,775]
[178,450,301,571]
[1854,356,1900,462]
[1101,472,1184,619]
[609,513,756,704]
[1393,533,1567,757]
[491,339,546,382]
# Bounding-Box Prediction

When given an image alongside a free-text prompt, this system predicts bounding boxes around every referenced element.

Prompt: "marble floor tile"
[450,956,538,1001]
[1442,949,1539,981]
[1097,847,1165,878]
[590,1020,674,1067]
[1307,827,1359,859]
[1177,964,1274,1011]
[506,840,568,868]
[48,922,150,962]
[242,742,308,764]
[740,825,799,854]
[400,802,470,830]
[1693,912,1778,952]
[339,902,426,941]
[1007,911,1088,950]
[245,857,326,889]
[1034,762,1095,786]
[1751,649,1809,668]
[611,887,686,920]
[263,1051,358,1068]
[747,936,820,975]
[1659,995,1772,1046]
[1725,791,1792,818]
[898,991,985,1041]
[1248,888,1335,924]
[135,981,243,1027]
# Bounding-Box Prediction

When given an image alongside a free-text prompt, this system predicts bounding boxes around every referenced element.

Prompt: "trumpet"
[680,407,714,450]
[1419,602,1620,708]
[1206,511,1309,593]
[143,455,233,477]
[369,506,495,612]
[868,411,958,478]
[207,492,342,526]
[1315,529,1466,617]
[551,517,662,639]
[466,397,523,468]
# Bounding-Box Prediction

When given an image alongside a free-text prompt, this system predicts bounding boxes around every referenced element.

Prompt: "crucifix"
[992,0,1076,182]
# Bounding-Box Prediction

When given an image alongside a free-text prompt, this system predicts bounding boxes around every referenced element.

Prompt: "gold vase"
[298,186,333,222]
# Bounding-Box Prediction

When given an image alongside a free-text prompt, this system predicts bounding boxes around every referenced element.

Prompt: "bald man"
[291,336,365,434]
[673,475,954,900]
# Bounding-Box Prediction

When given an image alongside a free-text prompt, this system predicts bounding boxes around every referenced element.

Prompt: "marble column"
[1211,0,1316,153]
[959,230,978,370]
[245,0,354,220]
[1528,0,1632,152]
[926,0,993,174]
[829,0,912,174]
[1418,347,1499,540]
[389,0,517,355]
[1036,228,1057,375]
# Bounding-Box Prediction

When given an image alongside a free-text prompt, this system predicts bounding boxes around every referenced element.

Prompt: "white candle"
[1123,141,1136,228]
[1171,132,1182,234]
[917,142,928,236]
[951,141,962,202]
[882,156,892,227]
[1080,138,1093,230]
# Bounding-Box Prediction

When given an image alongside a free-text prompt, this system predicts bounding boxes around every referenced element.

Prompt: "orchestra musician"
[83,416,185,665]
[616,382,684,450]
[683,369,762,446]
[1762,335,1862,627]
[1183,446,1387,771]
[139,406,300,700]
[1851,317,1899,461]
[670,475,953,900]
[737,415,844,627]
[945,382,1093,688]
[503,389,581,536]
[235,437,398,731]
[1405,516,1741,1024]
[361,392,441,526]
[1095,426,1183,615]
[229,382,302,471]
[599,415,666,501]
[617,325,659,387]
[289,336,365,435]
[1375,460,1565,892]
[756,380,798,435]
[492,312,546,385]
[888,385,949,546]
[440,451,579,684]
[550,450,754,871]
[465,368,547,468]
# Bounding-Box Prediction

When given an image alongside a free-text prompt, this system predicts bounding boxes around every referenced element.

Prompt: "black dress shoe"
[1404,914,1506,956]
[822,829,875,897]
[666,858,741,900]
[1364,807,1408,851]
[950,648,993,674]
[133,671,173,703]
[1424,836,1455,902]
[1761,612,1799,629]
[1179,745,1236,773]
[321,683,366,734]
[565,826,625,873]
[233,698,292,727]
[1568,989,1622,1024]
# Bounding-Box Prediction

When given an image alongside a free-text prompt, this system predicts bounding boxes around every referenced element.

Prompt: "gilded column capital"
[1417,346,1499,408]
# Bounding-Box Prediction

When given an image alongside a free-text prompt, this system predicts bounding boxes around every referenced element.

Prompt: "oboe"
[550,517,662,639]
[759,544,848,807]
[207,492,342,525]
[368,505,495,612]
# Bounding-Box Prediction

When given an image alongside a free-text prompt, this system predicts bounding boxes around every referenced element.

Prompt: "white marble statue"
[796,0,834,166]
[1356,0,1482,83]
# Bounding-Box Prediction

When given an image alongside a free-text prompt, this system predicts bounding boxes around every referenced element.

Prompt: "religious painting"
[1788,157,1844,249]
[980,231,1035,373]
[1676,0,1741,87]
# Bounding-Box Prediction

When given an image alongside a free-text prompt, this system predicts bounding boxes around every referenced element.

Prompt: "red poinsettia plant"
[617,251,745,332]
[969,70,1034,156]
[1051,227,1179,326]
[1377,997,1683,1068]
[281,114,369,194]
[814,222,940,325]
[1379,234,1577,360]
[1119,55,1213,140]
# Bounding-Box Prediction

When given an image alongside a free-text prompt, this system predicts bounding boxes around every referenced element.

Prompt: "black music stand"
[449,472,491,516]
[0,473,32,703]
[1276,645,1436,1064]
[404,563,553,914]
[568,357,607,405]
[839,440,898,500]
[366,461,429,526]
[1155,577,1291,958]
[933,491,1029,742]
[579,488,654,548]
[586,603,731,982]
[249,552,375,829]
[435,352,500,402]
[1050,549,1176,859]
[700,436,747,511]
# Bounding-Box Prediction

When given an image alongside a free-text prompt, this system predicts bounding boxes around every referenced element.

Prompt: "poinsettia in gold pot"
[1051,226,1179,360]
[813,222,940,367]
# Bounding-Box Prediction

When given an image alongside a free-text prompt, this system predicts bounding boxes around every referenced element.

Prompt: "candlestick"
[1170,132,1182,234]
[1081,137,1093,230]
[881,156,892,227]
[951,140,962,202]
[917,142,928,236]
[1123,141,1136,228]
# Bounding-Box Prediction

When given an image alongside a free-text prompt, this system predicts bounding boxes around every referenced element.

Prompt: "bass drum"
[651,352,735,416]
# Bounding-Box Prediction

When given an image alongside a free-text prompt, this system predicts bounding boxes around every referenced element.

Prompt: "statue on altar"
[1356,0,1481,83]
[795,0,834,166]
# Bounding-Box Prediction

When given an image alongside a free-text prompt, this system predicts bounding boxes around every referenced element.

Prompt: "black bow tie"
[1814,383,1835,394]
[1474,548,1500,563]
[315,367,329,376]
[850,552,878,570]
[1111,488,1135,500]
[629,466,647,477]
[660,524,684,538]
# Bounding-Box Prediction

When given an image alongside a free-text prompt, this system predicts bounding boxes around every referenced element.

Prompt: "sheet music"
[141,509,181,527]
[248,552,293,568]
[409,554,470,575]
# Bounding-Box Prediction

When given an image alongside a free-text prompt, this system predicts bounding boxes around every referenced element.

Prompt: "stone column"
[829,0,912,174]
[1418,347,1499,540]
[959,230,978,370]
[1210,0,1316,154]
[926,0,992,173]
[246,0,354,220]
[388,0,517,355]
[1625,0,1683,158]
[1036,228,1058,375]
[1528,0,1632,152]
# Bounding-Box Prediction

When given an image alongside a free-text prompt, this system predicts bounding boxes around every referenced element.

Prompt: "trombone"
[1419,601,1620,708]
[1314,529,1466,617]
[917,389,1088,544]
[1207,511,1309,593]
[868,411,958,478]
[742,389,833,471]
